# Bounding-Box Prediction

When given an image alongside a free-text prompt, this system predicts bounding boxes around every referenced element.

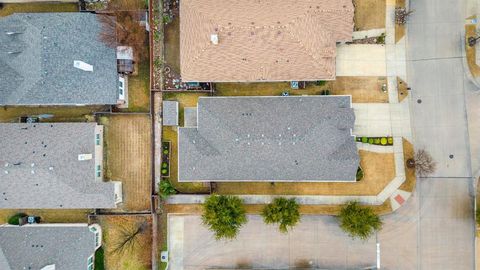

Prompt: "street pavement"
[407,0,474,177]
[168,178,474,270]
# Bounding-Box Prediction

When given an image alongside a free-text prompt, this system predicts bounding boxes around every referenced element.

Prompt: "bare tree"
[412,149,437,177]
[395,7,414,25]
[112,220,148,254]
[98,0,148,61]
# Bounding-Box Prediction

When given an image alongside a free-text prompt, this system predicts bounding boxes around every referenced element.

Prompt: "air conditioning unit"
[78,154,93,161]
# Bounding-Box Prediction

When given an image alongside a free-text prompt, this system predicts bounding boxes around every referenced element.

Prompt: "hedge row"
[356,136,393,146]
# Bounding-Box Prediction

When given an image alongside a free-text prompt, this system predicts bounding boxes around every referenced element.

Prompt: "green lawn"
[0,3,78,17]
[118,62,151,112]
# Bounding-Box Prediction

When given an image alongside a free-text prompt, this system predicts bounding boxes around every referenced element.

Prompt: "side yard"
[0,106,108,123]
[0,3,78,17]
[100,114,152,211]
[94,215,152,270]
[0,209,90,224]
[353,0,386,31]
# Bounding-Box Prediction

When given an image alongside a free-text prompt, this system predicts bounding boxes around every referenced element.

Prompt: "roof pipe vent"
[210,34,219,45]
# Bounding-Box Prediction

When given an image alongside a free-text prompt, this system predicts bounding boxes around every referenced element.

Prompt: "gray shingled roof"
[0,224,97,270]
[0,123,117,209]
[0,13,118,105]
[163,101,179,126]
[178,96,359,182]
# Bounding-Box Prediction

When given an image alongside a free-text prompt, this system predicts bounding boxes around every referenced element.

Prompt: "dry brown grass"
[0,209,90,224]
[166,200,392,216]
[353,0,386,31]
[215,150,395,196]
[466,24,480,77]
[215,77,388,103]
[100,115,152,211]
[97,215,152,270]
[0,106,108,123]
[0,3,78,17]
[397,77,409,102]
[399,138,416,192]
[395,0,406,42]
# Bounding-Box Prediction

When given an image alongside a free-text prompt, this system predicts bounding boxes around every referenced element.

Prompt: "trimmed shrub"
[161,169,168,175]
[380,137,388,145]
[163,149,169,155]
[374,138,381,144]
[368,138,374,144]
[162,162,168,169]
[361,137,368,143]
[7,213,27,225]
[387,137,394,145]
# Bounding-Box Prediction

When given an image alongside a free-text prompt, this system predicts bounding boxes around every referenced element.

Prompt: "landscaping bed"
[356,136,394,146]
[161,141,171,177]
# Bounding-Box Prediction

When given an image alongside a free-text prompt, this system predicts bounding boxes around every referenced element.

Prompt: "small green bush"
[95,247,105,270]
[161,169,168,175]
[159,180,177,199]
[163,14,172,24]
[315,80,326,86]
[356,167,364,181]
[374,138,381,144]
[163,149,169,155]
[368,138,374,144]
[387,137,394,145]
[380,137,387,145]
[162,162,168,169]
[7,213,27,225]
[361,137,368,143]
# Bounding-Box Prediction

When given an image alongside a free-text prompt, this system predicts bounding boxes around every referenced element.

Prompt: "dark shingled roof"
[0,13,118,105]
[0,224,98,270]
[178,96,359,182]
[0,123,118,209]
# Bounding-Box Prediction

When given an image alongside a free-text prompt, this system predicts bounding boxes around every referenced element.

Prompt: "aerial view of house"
[0,0,479,269]
[0,123,122,209]
[178,96,359,181]
[0,223,101,269]
[0,12,121,106]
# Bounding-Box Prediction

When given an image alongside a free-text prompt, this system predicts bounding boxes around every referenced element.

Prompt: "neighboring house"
[180,0,354,82]
[178,96,359,182]
[0,13,123,106]
[0,223,102,270]
[0,123,122,209]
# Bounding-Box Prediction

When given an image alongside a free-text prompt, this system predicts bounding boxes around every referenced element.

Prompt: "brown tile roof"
[180,0,354,82]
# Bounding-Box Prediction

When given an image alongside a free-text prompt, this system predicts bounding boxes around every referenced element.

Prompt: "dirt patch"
[353,0,386,31]
[0,3,78,17]
[466,24,480,77]
[166,200,392,216]
[215,77,389,103]
[214,150,396,196]
[96,215,152,270]
[0,209,90,224]
[397,77,409,102]
[100,115,152,211]
[0,106,109,123]
[399,138,416,192]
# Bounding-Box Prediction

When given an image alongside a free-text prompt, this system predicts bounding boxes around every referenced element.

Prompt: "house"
[0,123,122,209]
[0,13,123,106]
[180,0,354,82]
[0,223,102,270]
[178,96,359,182]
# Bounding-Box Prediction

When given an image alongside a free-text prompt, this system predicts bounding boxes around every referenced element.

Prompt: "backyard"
[100,114,152,211]
[118,62,151,113]
[353,0,386,31]
[0,2,78,17]
[215,77,389,103]
[94,215,152,270]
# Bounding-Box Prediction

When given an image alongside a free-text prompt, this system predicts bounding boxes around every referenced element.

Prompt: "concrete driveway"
[168,178,475,270]
[407,0,475,177]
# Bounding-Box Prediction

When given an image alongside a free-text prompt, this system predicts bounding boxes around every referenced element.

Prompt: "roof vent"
[78,154,93,161]
[210,34,219,45]
[6,31,22,35]
[74,60,93,72]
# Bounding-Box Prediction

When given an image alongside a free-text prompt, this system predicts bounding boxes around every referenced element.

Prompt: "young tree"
[413,149,437,177]
[262,197,300,233]
[202,195,247,240]
[338,201,382,240]
[112,220,148,254]
[159,180,177,200]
